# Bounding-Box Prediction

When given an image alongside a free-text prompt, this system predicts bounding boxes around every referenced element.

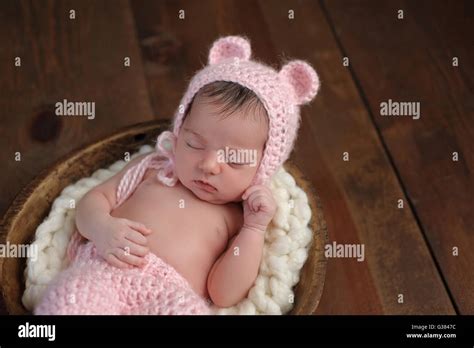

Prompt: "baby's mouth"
[193,180,217,192]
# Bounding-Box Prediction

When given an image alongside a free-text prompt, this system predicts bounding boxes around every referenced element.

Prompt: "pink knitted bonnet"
[115,35,320,207]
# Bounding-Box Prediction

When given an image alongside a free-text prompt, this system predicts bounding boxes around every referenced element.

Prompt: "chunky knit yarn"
[36,242,211,315]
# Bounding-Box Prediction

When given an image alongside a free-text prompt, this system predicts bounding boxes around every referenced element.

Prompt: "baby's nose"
[198,151,221,175]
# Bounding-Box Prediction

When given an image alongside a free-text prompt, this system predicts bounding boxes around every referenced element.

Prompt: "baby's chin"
[191,190,232,205]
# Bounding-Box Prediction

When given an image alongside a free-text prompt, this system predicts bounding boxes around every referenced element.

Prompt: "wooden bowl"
[0,120,327,315]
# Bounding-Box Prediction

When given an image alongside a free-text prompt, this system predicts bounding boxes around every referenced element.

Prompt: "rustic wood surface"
[0,0,471,314]
[323,0,473,314]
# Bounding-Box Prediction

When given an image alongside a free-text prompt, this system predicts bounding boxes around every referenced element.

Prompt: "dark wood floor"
[0,0,472,314]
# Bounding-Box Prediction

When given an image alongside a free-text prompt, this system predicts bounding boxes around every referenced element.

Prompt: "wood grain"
[0,0,153,219]
[0,0,154,314]
[257,0,455,314]
[130,0,279,119]
[323,0,473,313]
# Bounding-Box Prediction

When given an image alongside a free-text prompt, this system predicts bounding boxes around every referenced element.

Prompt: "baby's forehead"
[190,94,266,122]
[183,112,268,149]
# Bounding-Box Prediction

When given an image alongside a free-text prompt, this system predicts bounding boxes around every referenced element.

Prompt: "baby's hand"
[94,217,152,268]
[241,185,277,234]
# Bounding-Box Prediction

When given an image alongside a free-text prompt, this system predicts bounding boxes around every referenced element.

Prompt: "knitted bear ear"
[279,60,320,105]
[208,36,252,65]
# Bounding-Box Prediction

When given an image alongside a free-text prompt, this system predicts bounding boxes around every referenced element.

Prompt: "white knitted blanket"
[23,145,313,315]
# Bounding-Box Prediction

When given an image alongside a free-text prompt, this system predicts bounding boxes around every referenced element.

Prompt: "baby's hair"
[184,81,268,124]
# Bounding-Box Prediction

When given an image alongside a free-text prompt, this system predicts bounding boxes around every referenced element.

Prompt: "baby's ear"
[279,60,320,105]
[208,36,251,65]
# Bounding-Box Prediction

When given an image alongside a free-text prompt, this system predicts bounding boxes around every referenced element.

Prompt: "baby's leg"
[35,243,123,315]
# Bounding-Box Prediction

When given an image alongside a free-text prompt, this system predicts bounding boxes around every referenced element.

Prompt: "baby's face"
[174,96,268,204]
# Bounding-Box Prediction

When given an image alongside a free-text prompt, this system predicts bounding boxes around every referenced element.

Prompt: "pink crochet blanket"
[36,241,211,315]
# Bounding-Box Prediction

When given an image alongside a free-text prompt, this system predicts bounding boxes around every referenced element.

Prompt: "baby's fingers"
[126,230,149,246]
[122,240,149,257]
[113,248,146,267]
[242,184,273,201]
[126,220,153,236]
[242,185,263,200]
[105,253,128,269]
[248,194,268,212]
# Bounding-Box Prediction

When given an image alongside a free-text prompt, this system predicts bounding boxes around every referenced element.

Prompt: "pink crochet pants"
[35,242,212,315]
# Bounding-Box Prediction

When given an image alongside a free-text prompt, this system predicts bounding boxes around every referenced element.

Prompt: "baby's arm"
[75,153,152,267]
[207,185,276,308]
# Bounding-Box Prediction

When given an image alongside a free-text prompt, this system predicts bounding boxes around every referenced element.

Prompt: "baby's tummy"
[147,232,214,298]
[110,199,221,298]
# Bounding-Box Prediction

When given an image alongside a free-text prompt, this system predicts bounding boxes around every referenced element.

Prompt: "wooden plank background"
[322,0,473,313]
[1,0,472,314]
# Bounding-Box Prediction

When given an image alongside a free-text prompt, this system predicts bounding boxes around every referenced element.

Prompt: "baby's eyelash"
[229,162,248,166]
[186,142,203,150]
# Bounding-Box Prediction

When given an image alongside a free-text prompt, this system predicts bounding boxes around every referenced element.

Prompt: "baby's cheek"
[174,150,189,177]
[234,168,256,188]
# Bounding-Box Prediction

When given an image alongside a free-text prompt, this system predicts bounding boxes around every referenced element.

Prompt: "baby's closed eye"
[186,141,204,150]
[229,162,249,167]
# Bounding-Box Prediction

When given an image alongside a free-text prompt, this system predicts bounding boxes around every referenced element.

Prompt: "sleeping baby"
[35,35,320,315]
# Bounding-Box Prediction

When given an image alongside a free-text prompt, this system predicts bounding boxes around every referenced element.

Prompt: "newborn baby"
[35,36,320,315]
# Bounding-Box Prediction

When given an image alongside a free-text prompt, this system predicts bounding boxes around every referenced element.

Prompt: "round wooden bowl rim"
[0,120,327,315]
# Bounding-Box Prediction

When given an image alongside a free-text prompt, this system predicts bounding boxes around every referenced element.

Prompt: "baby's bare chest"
[118,174,224,232]
[110,170,228,276]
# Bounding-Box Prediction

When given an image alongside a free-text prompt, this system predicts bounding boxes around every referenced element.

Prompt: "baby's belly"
[109,185,226,298]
